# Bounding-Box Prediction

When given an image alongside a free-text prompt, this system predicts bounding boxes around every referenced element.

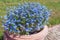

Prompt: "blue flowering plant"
[3,2,50,35]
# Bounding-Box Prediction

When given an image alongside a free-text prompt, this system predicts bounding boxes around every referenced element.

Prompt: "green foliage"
[49,18,60,25]
[0,31,3,40]
[0,35,3,40]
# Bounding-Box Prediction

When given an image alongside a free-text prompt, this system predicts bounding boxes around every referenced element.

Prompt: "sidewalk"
[44,24,60,40]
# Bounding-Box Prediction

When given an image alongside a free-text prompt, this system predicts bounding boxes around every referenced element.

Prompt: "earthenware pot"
[4,25,48,40]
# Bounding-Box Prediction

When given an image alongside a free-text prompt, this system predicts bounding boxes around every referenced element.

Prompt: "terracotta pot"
[4,25,48,40]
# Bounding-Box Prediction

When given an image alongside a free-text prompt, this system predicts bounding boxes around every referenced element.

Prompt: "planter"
[4,25,48,40]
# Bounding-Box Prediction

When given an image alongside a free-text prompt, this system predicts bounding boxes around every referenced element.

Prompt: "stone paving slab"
[44,24,60,40]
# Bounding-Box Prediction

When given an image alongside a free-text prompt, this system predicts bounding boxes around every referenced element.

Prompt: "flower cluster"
[3,2,50,35]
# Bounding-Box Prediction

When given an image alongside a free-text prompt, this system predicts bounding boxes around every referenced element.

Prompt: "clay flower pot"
[4,25,48,40]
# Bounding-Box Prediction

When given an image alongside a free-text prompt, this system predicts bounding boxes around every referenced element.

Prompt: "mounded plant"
[3,2,50,40]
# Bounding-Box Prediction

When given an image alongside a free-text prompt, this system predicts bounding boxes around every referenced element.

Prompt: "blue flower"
[9,29,13,32]
[3,2,50,35]
[4,26,9,30]
[26,23,29,26]
[16,20,20,22]
[25,28,30,32]
[14,25,17,29]
[32,8,38,13]
[35,26,40,31]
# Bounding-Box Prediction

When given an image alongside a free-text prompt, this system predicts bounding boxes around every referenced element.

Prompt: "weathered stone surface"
[44,24,60,40]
